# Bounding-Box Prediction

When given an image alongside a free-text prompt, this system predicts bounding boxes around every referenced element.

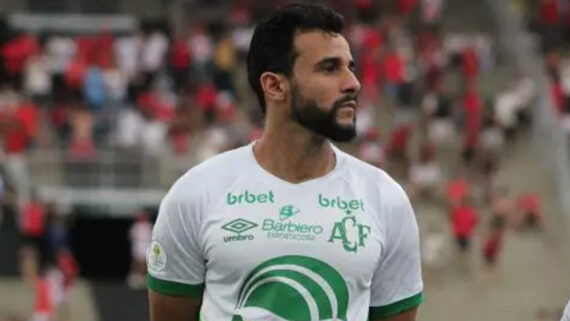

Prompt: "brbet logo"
[227,190,275,205]
[318,194,364,212]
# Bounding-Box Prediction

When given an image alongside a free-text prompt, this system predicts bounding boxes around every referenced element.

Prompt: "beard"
[290,86,357,143]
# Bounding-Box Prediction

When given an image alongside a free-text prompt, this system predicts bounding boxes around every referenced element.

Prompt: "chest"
[201,186,384,285]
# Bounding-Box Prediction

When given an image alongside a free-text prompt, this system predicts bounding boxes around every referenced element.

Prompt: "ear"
[260,72,289,105]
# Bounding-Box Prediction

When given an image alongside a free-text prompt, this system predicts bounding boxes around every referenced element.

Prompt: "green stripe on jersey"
[147,274,204,297]
[369,292,423,319]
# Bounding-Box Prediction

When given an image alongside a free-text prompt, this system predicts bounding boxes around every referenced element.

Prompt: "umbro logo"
[222,218,257,243]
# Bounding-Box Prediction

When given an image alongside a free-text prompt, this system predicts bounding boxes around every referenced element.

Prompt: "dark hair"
[247,2,345,114]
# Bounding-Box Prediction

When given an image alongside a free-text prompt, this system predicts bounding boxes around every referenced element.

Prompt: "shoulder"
[337,148,413,227]
[339,149,408,205]
[166,145,252,202]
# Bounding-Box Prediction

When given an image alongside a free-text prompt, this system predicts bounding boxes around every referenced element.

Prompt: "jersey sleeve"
[369,183,423,319]
[147,189,206,298]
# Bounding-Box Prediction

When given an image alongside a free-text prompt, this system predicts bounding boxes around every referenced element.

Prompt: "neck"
[253,120,336,184]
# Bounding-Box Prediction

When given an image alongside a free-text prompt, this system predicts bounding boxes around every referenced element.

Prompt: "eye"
[320,64,338,74]
[349,62,356,72]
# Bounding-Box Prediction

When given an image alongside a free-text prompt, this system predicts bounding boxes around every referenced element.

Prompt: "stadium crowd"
[0,0,556,320]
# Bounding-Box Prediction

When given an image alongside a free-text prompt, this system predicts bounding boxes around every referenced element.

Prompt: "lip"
[339,101,357,109]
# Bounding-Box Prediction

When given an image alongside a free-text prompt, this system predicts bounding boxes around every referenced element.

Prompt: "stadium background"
[0,0,569,320]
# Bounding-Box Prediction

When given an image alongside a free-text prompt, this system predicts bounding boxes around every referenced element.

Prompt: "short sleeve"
[369,184,423,319]
[147,190,205,297]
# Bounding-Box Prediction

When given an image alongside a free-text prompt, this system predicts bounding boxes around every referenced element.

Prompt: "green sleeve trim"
[147,274,204,297]
[369,292,424,319]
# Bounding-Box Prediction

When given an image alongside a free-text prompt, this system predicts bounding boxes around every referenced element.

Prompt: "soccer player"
[147,3,423,321]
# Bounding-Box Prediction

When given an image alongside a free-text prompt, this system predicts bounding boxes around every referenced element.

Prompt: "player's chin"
[327,123,357,142]
[335,111,356,125]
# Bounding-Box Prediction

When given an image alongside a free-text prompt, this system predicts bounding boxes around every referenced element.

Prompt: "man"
[148,3,423,321]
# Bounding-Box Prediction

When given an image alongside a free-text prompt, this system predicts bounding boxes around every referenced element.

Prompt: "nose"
[341,69,361,95]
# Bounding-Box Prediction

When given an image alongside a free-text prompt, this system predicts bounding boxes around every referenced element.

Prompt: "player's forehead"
[293,30,353,67]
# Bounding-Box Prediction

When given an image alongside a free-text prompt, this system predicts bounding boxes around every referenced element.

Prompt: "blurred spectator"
[386,123,413,176]
[382,49,405,101]
[461,46,479,83]
[189,25,213,83]
[24,51,52,103]
[358,128,386,168]
[481,222,504,280]
[56,250,79,321]
[446,177,470,210]
[141,30,169,88]
[169,35,192,93]
[31,265,55,321]
[516,192,543,230]
[45,205,70,263]
[114,33,143,81]
[18,192,46,281]
[450,197,478,257]
[461,84,483,165]
[538,0,561,51]
[128,211,152,289]
[479,119,505,202]
[212,33,237,95]
[83,65,107,111]
[397,0,418,16]
[408,140,442,200]
[67,105,96,159]
[422,225,448,278]
[490,187,512,230]
[1,34,39,86]
[421,0,445,24]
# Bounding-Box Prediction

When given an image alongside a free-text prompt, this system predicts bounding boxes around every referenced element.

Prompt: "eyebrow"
[314,57,355,70]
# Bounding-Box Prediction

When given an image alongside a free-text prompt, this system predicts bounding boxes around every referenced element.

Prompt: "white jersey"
[148,143,423,321]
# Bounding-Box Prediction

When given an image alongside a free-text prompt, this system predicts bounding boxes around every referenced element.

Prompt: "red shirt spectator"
[94,31,114,68]
[382,52,404,85]
[65,57,88,91]
[462,47,479,82]
[539,0,560,26]
[363,29,383,51]
[171,39,192,70]
[517,193,541,213]
[483,228,504,262]
[34,275,53,316]
[397,0,418,15]
[1,34,39,75]
[516,193,543,226]
[451,204,478,238]
[196,83,218,113]
[137,91,176,122]
[4,114,28,155]
[16,101,39,140]
[21,201,45,237]
[446,179,469,208]
[387,124,412,158]
[58,251,79,289]
[551,81,564,113]
[361,52,381,88]
[462,86,483,148]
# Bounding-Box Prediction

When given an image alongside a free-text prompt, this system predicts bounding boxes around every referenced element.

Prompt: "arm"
[147,189,206,321]
[148,289,202,321]
[369,181,424,320]
[371,307,418,321]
